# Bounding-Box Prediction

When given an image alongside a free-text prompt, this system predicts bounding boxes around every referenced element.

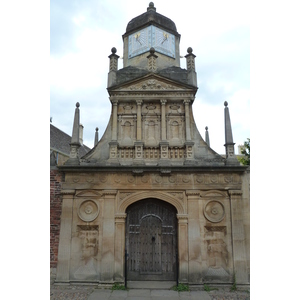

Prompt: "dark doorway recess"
[125,199,178,281]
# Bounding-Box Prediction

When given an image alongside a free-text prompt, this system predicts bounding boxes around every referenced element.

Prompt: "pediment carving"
[116,78,185,91]
[76,190,103,197]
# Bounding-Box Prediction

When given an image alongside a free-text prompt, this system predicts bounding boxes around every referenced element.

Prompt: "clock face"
[128,25,176,59]
[128,27,151,58]
[152,26,175,58]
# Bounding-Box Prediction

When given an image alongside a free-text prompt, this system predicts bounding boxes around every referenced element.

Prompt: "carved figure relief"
[207,238,228,269]
[74,227,98,280]
[78,200,100,222]
[128,79,180,91]
[204,200,225,223]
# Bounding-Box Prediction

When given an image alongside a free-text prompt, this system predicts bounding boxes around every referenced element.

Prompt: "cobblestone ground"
[207,288,250,300]
[50,285,95,300]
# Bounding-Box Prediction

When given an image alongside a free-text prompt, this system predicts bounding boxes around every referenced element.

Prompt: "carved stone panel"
[73,225,99,281]
[167,116,185,145]
[204,200,225,223]
[78,200,100,222]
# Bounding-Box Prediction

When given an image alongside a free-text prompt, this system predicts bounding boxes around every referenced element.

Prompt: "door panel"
[126,199,177,281]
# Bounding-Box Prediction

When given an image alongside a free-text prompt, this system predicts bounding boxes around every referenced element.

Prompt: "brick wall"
[50,168,63,268]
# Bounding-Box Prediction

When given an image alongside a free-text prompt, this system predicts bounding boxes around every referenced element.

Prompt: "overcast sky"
[50,0,250,154]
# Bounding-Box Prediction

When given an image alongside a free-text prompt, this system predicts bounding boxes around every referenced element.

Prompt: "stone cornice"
[58,165,248,173]
[228,190,243,196]
[61,189,76,195]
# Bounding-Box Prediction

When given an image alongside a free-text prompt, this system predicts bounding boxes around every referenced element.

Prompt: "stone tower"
[55,3,250,287]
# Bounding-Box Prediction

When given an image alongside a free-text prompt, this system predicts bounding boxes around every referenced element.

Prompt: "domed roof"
[125,2,178,35]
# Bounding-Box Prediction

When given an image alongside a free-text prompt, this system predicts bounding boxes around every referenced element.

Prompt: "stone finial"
[65,102,81,165]
[108,47,119,72]
[185,47,197,87]
[94,127,99,147]
[147,47,158,72]
[224,101,239,165]
[108,47,120,87]
[205,126,210,147]
[187,47,193,54]
[147,2,156,12]
[70,102,80,145]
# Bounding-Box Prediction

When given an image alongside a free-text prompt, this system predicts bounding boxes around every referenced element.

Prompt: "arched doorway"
[125,199,178,281]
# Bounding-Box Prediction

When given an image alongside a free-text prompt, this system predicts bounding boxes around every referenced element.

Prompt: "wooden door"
[126,199,177,281]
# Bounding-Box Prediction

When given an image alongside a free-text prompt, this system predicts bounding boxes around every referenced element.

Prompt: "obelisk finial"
[205,126,210,147]
[224,101,239,165]
[65,102,81,165]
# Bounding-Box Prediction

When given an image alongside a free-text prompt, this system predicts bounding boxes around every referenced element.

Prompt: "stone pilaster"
[177,214,189,283]
[100,190,117,283]
[186,191,201,283]
[111,99,118,141]
[183,99,191,141]
[114,213,127,282]
[56,189,75,283]
[160,99,167,140]
[229,190,248,284]
[136,99,143,140]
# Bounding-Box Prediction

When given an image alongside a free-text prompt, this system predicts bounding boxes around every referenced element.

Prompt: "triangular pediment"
[109,73,195,92]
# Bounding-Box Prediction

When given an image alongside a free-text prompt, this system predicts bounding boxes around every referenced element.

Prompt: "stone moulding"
[118,190,185,214]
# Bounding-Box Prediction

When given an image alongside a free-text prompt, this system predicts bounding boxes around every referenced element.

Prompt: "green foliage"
[203,284,218,292]
[172,283,189,291]
[230,274,237,291]
[238,138,250,166]
[111,283,127,291]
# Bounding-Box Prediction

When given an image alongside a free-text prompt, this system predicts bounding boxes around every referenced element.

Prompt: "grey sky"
[50,0,250,154]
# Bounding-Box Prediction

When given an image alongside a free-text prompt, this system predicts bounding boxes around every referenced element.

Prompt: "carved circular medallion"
[78,200,99,222]
[204,200,225,223]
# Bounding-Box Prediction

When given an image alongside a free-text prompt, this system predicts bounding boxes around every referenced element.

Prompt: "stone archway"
[125,198,178,281]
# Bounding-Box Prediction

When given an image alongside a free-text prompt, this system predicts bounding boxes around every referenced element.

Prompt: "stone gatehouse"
[53,2,250,287]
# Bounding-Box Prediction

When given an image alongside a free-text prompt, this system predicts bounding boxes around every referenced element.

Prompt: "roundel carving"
[204,200,225,223]
[78,200,99,222]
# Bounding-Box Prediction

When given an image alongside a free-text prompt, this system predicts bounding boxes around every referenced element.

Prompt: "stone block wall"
[50,167,63,268]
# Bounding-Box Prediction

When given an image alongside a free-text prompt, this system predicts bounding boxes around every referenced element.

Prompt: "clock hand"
[161,32,168,44]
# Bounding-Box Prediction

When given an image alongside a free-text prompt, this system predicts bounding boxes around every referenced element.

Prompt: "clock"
[152,26,175,58]
[128,27,151,58]
[128,25,176,59]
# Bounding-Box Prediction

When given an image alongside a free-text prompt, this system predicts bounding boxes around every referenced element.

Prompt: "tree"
[238,138,250,166]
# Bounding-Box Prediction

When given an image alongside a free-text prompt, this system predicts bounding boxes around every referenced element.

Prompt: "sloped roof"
[125,3,178,36]
[50,124,90,158]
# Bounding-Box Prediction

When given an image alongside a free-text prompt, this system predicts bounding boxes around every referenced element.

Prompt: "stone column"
[111,99,118,141]
[108,99,119,164]
[186,190,201,283]
[134,99,144,164]
[136,99,143,141]
[100,190,117,284]
[183,99,194,164]
[183,99,191,141]
[114,213,127,282]
[56,189,75,283]
[160,99,167,140]
[229,190,248,284]
[159,99,169,165]
[177,214,189,283]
